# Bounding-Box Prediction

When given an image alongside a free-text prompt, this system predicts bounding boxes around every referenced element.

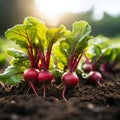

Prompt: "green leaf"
[72,21,91,41]
[104,43,120,62]
[6,48,30,68]
[24,16,48,51]
[0,66,24,84]
[52,43,67,70]
[60,21,91,67]
[88,35,110,49]
[75,36,92,58]
[86,36,120,64]
[5,16,48,52]
[6,48,28,58]
[45,25,66,69]
[46,25,66,47]
[5,24,37,52]
[10,58,30,68]
[5,25,28,49]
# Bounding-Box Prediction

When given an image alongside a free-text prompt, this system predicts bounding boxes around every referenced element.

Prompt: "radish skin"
[87,71,102,86]
[61,72,79,100]
[23,68,38,96]
[38,70,53,97]
[83,63,93,73]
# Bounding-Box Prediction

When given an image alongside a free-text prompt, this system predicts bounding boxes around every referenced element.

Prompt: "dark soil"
[0,72,120,120]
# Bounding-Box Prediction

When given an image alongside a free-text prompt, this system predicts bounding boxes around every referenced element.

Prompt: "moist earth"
[0,72,120,120]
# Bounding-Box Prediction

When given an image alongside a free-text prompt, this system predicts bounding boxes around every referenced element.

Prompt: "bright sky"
[35,0,120,25]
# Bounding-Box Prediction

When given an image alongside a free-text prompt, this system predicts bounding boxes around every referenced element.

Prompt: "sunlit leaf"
[0,66,24,84]
[6,48,28,58]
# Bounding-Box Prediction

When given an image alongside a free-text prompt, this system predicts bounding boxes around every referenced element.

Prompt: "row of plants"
[0,17,120,100]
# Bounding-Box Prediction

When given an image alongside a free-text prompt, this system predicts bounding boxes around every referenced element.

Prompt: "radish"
[38,70,53,97]
[60,21,91,100]
[82,63,93,73]
[87,71,102,86]
[36,25,65,97]
[61,51,83,101]
[82,54,103,86]
[62,72,79,88]
[82,53,93,73]
[61,72,79,101]
[100,63,110,73]
[24,68,38,96]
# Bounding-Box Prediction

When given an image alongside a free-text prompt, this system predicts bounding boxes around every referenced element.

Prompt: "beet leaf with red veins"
[0,17,48,95]
[59,21,92,100]
[36,25,66,97]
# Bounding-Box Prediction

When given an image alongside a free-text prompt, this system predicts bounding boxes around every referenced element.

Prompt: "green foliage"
[0,16,66,84]
[6,48,30,68]
[61,21,91,60]
[0,16,120,86]
[52,21,92,73]
[85,35,120,69]
[85,36,110,61]
[0,66,24,84]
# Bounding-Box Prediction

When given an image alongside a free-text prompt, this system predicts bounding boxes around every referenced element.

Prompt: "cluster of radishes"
[23,66,80,100]
[22,20,97,100]
[24,68,53,97]
[3,17,120,102]
[82,54,103,86]
[5,17,103,100]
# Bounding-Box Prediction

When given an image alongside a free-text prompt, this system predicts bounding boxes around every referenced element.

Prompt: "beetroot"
[38,70,53,84]
[61,72,79,101]
[62,72,79,88]
[82,63,93,73]
[24,68,38,96]
[87,71,102,86]
[24,68,38,82]
[38,70,53,97]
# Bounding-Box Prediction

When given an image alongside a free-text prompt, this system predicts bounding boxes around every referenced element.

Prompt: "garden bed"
[0,72,120,120]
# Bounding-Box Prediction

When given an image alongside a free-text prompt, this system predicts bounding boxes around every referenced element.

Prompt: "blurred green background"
[0,0,120,37]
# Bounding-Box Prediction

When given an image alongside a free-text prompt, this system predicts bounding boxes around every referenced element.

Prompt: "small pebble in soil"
[10,114,19,120]
[11,100,16,104]
[87,103,95,110]
[87,103,105,112]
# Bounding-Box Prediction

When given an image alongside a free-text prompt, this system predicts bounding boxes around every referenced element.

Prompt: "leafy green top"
[59,21,91,72]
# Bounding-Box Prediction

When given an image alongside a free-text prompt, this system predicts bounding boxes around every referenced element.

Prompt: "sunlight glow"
[34,0,91,26]
[35,0,66,26]
[35,0,120,25]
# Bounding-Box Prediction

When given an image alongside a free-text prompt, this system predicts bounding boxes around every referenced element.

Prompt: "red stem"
[29,81,38,96]
[68,55,74,71]
[35,55,39,68]
[62,86,67,101]
[71,51,84,72]
[26,32,35,67]
[34,48,39,68]
[45,44,53,69]
[46,51,51,70]
[37,48,47,70]
[43,85,46,98]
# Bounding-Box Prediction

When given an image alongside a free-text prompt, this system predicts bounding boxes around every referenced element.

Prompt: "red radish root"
[61,72,79,101]
[83,63,93,73]
[87,71,103,86]
[23,68,38,96]
[38,70,53,97]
